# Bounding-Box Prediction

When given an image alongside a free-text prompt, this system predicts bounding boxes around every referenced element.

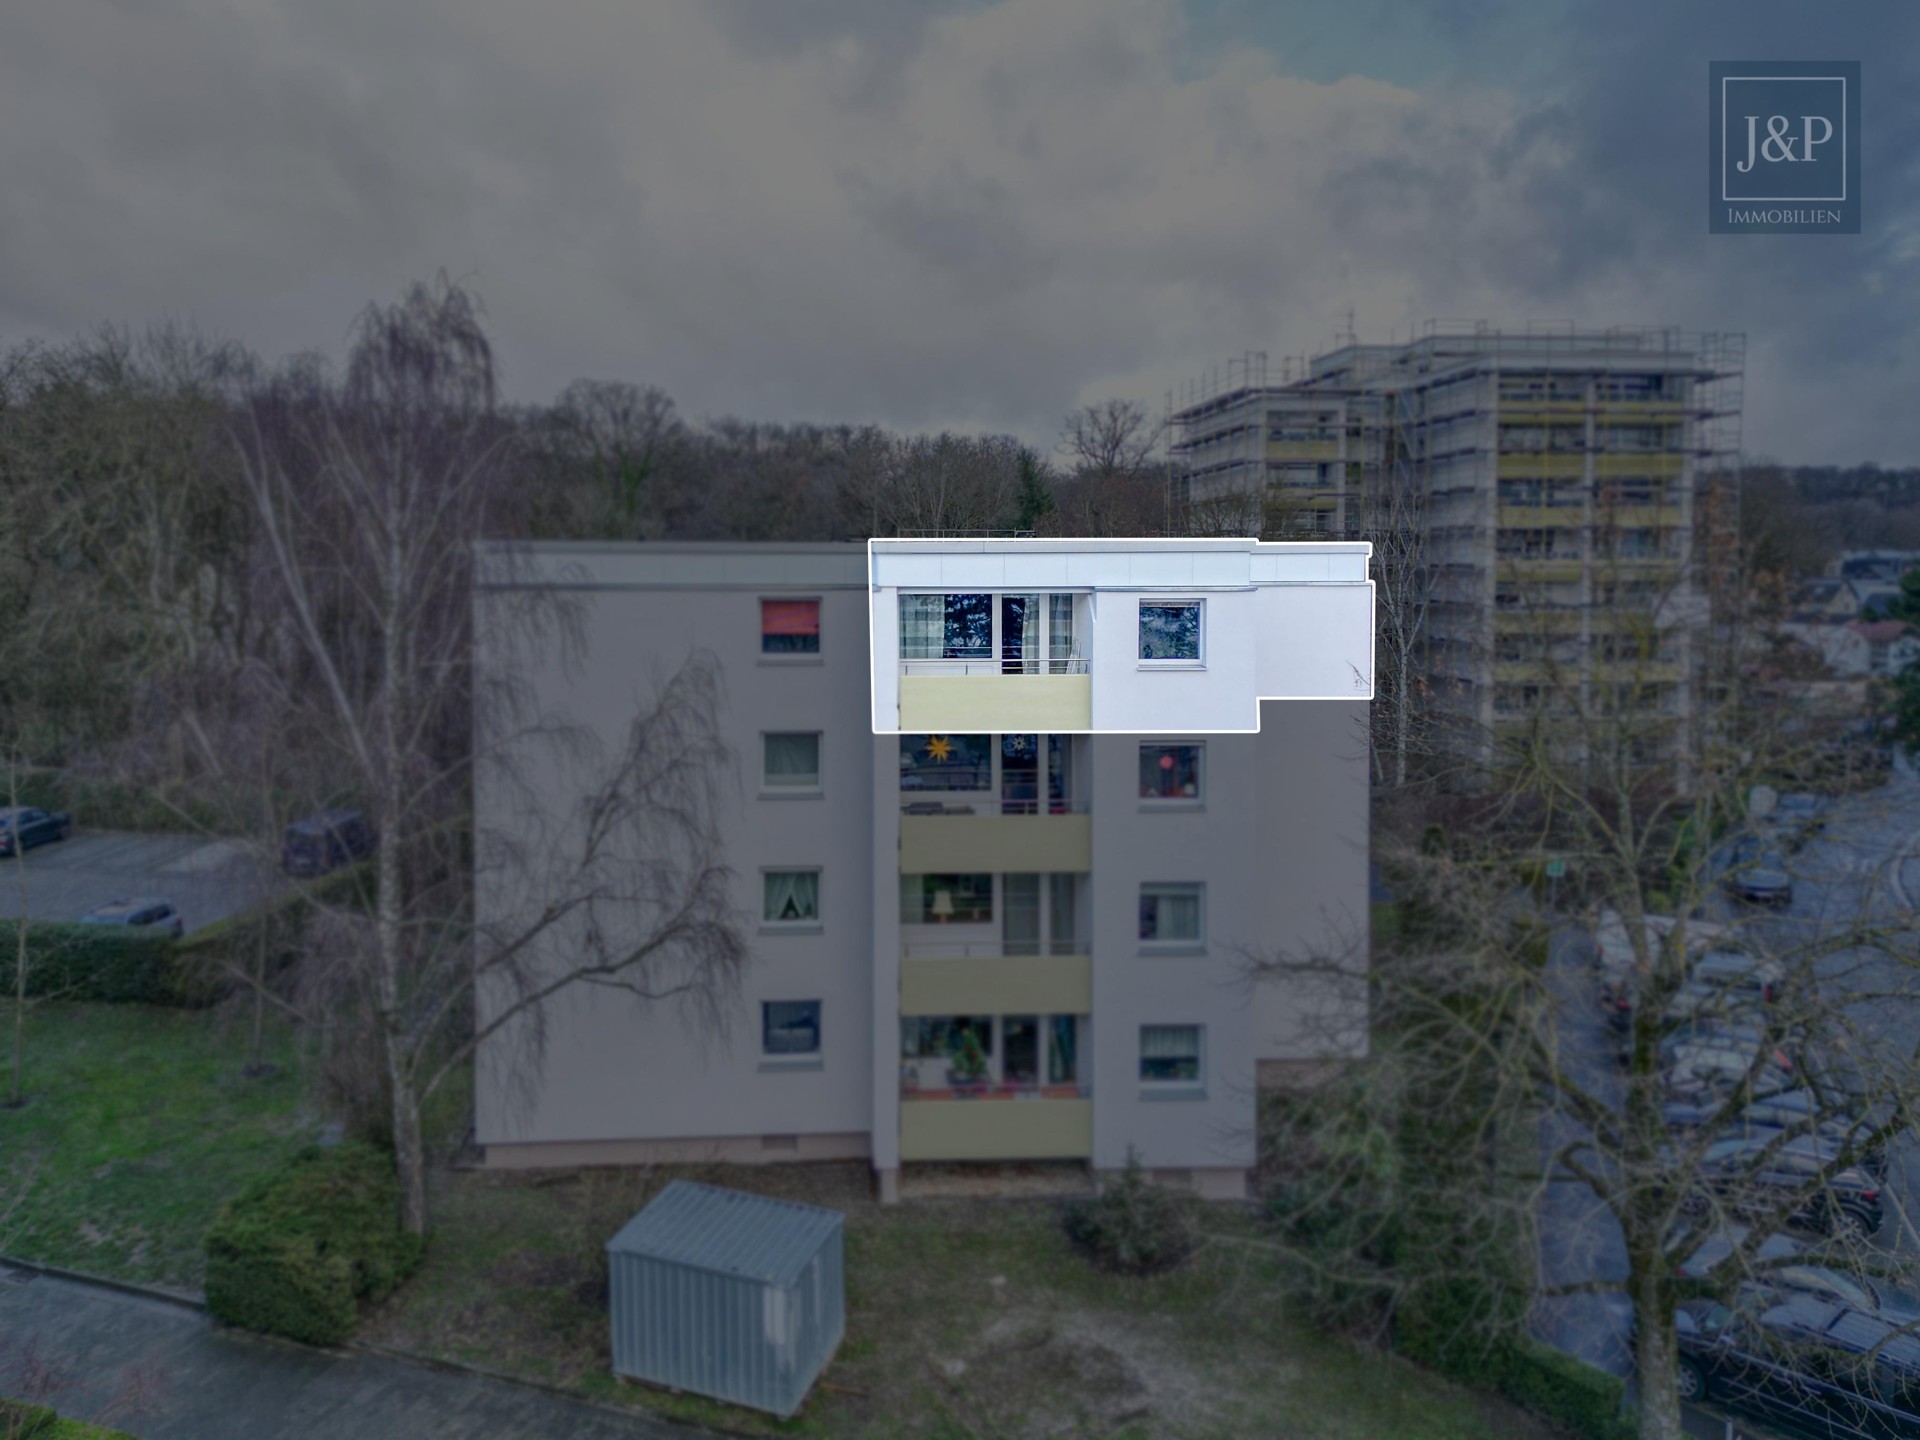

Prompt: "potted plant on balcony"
[948,1030,989,1095]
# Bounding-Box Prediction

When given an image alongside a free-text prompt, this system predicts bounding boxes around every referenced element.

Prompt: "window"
[901,873,993,925]
[900,1015,993,1060]
[1138,601,1202,662]
[899,594,992,660]
[763,1001,821,1056]
[899,734,992,792]
[1139,743,1203,801]
[1139,882,1204,947]
[760,598,820,655]
[763,870,820,925]
[763,733,821,791]
[1139,1025,1202,1084]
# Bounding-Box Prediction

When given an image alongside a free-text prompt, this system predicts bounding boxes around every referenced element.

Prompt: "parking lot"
[1531,769,1920,1436]
[0,828,284,934]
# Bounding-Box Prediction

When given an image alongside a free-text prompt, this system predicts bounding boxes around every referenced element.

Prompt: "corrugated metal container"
[606,1181,846,1417]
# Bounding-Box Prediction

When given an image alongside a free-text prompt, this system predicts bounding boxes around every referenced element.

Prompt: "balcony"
[899,1093,1093,1162]
[898,654,1092,732]
[898,798,1092,873]
[900,943,1093,1015]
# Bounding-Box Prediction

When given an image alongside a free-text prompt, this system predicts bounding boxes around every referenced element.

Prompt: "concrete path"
[0,1265,685,1440]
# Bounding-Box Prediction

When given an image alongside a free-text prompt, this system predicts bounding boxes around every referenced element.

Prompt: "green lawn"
[0,1002,318,1288]
[366,1164,1568,1440]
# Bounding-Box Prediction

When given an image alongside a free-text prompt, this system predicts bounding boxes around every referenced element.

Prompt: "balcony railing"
[898,797,1090,817]
[902,938,1086,959]
[898,1079,1090,1101]
[900,649,1090,677]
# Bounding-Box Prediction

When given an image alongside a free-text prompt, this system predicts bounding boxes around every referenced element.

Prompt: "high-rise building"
[471,538,1374,1202]
[1171,326,1745,762]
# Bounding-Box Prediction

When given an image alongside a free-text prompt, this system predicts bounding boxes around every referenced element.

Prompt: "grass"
[365,1162,1569,1440]
[0,1002,319,1288]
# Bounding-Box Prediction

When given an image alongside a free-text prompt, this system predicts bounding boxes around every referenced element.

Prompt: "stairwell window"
[1139,601,1202,664]
[763,733,822,793]
[761,598,821,656]
[763,870,821,929]
[762,1001,821,1058]
[1139,1024,1204,1092]
[1139,882,1204,952]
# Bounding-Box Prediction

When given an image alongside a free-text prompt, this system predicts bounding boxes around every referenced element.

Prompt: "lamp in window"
[931,889,955,924]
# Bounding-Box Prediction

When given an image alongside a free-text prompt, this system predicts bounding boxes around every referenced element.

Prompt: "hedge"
[0,1400,137,1440]
[1395,1310,1634,1440]
[0,922,188,1006]
[204,1142,423,1347]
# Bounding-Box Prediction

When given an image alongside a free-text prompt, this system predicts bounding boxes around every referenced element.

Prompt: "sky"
[1,0,1915,463]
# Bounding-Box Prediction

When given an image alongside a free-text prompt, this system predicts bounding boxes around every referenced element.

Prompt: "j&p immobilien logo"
[1709,61,1860,234]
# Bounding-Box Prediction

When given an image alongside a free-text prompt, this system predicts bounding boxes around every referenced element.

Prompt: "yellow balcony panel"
[1592,506,1686,528]
[1266,441,1341,461]
[1499,559,1584,584]
[900,1097,1092,1162]
[1499,403,1590,420]
[1593,454,1683,478]
[900,812,1092,873]
[900,674,1092,732]
[1593,402,1686,419]
[1497,506,1586,528]
[1498,455,1586,480]
[900,953,1092,1016]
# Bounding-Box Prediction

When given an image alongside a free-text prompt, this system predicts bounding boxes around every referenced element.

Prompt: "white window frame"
[1137,598,1205,668]
[761,731,823,797]
[1138,881,1206,954]
[1138,1023,1205,1096]
[761,867,823,933]
[1138,741,1205,808]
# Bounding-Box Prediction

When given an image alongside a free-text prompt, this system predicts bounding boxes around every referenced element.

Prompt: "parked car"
[281,809,376,877]
[1659,1020,1797,1096]
[1675,1294,1920,1438]
[78,897,184,938]
[1687,1133,1884,1241]
[1765,793,1832,853]
[1665,1088,1888,1179]
[1673,1228,1895,1314]
[1723,839,1794,907]
[0,806,71,857]
[1594,909,1735,1028]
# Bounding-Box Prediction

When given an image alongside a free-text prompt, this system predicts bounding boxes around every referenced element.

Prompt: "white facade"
[474,541,1371,1200]
[868,538,1375,734]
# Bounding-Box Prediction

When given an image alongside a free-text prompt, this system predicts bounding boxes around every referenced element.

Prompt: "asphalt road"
[1529,768,1920,1437]
[0,829,284,934]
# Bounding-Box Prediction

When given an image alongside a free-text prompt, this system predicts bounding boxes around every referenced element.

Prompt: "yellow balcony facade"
[1497,505,1586,529]
[1593,454,1683,478]
[899,811,1092,873]
[899,674,1092,731]
[899,1097,1093,1162]
[1266,440,1341,461]
[1497,454,1587,480]
[900,953,1093,1017]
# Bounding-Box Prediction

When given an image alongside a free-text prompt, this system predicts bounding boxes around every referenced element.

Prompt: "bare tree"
[1249,575,1920,1440]
[1058,398,1164,479]
[199,277,748,1233]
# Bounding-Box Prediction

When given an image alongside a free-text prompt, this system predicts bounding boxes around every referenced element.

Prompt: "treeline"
[0,278,1172,773]
[1742,463,1920,581]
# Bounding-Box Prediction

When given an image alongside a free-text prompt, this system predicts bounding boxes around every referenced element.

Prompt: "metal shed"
[606,1181,846,1417]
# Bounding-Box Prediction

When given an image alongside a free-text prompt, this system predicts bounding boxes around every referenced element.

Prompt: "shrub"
[1062,1152,1195,1276]
[0,923,185,1006]
[1488,1338,1634,1440]
[0,1401,137,1440]
[204,1142,423,1346]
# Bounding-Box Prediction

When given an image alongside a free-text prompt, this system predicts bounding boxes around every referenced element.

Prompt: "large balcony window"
[901,873,1083,958]
[898,734,1083,815]
[900,1012,1086,1098]
[898,592,1087,675]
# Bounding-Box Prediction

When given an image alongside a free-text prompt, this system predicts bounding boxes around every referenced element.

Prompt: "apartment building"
[1171,327,1745,758]
[471,540,1373,1202]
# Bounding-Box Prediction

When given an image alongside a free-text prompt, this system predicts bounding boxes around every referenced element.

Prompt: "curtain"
[764,733,819,786]
[1049,1015,1077,1084]
[1140,1025,1198,1060]
[1001,874,1040,955]
[1049,594,1075,673]
[899,595,943,659]
[1020,596,1041,674]
[765,871,819,923]
[1048,873,1078,952]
